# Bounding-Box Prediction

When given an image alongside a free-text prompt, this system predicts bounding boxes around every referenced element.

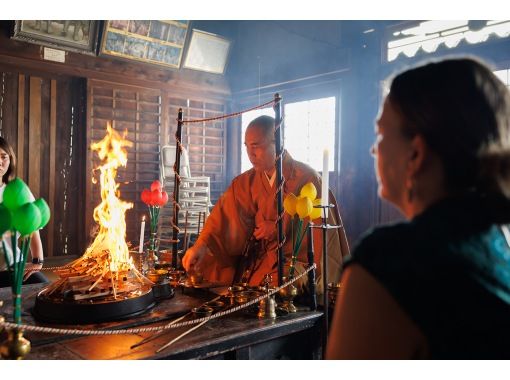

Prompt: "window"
[284,97,335,172]
[386,20,510,62]
[240,96,336,173]
[494,69,510,90]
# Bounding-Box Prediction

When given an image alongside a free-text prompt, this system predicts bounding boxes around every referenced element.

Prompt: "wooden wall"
[0,69,87,258]
[0,21,231,258]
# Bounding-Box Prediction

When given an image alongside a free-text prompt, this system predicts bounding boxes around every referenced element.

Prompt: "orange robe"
[197,151,350,291]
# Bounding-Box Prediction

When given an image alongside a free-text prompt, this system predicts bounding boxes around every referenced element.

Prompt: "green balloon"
[0,204,12,235]
[12,203,41,236]
[3,178,32,211]
[34,198,51,229]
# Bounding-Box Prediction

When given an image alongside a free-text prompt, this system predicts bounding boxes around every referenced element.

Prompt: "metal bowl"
[204,300,225,311]
[227,285,245,295]
[235,290,263,305]
[192,306,213,317]
[147,269,168,283]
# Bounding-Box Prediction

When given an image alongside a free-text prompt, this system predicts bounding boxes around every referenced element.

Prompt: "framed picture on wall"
[100,20,189,69]
[12,20,100,55]
[183,29,231,75]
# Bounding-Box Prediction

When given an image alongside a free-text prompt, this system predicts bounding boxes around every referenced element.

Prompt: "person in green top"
[327,57,510,359]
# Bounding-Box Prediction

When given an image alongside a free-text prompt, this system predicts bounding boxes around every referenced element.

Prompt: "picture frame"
[12,20,100,55]
[100,20,189,69]
[183,29,231,75]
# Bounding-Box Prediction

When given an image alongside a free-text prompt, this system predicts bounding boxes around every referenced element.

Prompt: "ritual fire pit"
[33,253,156,324]
[33,123,160,324]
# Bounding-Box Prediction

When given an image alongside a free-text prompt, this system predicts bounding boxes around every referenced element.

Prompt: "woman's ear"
[406,135,427,177]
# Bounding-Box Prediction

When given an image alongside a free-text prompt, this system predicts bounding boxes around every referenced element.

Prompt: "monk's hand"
[182,241,207,273]
[253,220,276,241]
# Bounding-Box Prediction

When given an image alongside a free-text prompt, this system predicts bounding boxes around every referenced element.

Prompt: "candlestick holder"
[309,203,343,358]
[0,326,31,360]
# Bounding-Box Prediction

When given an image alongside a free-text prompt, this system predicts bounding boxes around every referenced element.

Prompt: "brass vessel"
[278,279,298,313]
[0,327,31,360]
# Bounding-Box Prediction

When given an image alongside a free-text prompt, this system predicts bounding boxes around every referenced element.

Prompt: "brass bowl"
[247,285,266,292]
[192,306,213,317]
[147,269,168,283]
[240,290,263,299]
[204,300,225,311]
[235,290,263,305]
[227,285,245,295]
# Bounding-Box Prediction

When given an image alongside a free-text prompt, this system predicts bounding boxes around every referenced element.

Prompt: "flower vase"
[0,327,31,360]
[148,232,159,253]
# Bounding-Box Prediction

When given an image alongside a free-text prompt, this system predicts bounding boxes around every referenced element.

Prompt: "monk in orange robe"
[182,115,349,292]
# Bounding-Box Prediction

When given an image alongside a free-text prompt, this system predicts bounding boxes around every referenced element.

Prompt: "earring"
[406,178,414,203]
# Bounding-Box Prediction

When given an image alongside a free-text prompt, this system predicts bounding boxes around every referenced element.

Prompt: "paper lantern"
[150,180,162,192]
[34,198,51,229]
[0,204,12,235]
[160,191,168,205]
[283,193,297,216]
[300,182,317,201]
[12,202,41,236]
[2,178,32,211]
[141,189,151,204]
[296,197,313,219]
[309,198,322,220]
[151,189,163,206]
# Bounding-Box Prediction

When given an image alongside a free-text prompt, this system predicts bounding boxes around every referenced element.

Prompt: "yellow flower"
[300,182,317,200]
[283,193,298,216]
[309,198,322,220]
[296,196,313,219]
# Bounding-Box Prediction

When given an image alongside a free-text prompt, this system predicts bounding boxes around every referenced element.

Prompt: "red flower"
[141,181,169,207]
[151,180,162,192]
[141,189,151,205]
[161,191,168,205]
[150,189,163,206]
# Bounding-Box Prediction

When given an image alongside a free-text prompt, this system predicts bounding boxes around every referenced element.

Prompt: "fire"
[42,123,152,302]
[85,123,133,272]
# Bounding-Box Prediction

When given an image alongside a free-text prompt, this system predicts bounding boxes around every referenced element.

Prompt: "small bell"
[258,274,276,319]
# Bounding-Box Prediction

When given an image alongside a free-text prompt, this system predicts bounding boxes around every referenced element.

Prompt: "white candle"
[321,149,329,218]
[139,216,146,253]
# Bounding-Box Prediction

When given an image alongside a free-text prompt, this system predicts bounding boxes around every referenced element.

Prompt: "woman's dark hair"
[388,57,510,197]
[0,136,16,184]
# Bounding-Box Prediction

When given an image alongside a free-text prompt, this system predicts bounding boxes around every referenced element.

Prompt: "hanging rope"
[181,99,276,124]
[0,264,315,336]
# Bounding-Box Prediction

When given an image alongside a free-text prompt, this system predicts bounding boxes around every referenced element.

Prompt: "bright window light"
[284,97,335,172]
[494,69,510,89]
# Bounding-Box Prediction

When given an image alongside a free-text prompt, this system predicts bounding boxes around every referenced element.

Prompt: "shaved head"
[246,115,275,142]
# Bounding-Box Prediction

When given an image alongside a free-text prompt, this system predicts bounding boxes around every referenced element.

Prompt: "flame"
[85,123,134,272]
